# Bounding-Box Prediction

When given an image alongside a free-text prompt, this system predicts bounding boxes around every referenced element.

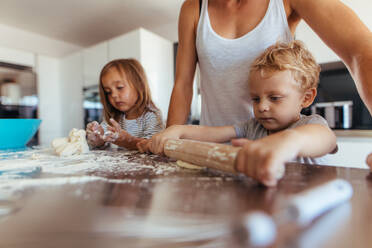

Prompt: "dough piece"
[176,160,204,170]
[51,128,90,157]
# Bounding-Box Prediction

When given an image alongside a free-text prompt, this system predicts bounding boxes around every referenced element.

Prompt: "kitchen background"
[0,0,371,168]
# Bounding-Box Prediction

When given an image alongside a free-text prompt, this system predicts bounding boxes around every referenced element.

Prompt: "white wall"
[108,29,141,61]
[151,22,178,43]
[0,23,81,58]
[0,46,35,67]
[36,55,63,145]
[107,28,174,121]
[140,28,174,121]
[296,0,372,64]
[59,52,84,136]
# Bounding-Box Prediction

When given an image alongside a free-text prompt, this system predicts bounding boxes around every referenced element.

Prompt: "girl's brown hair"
[250,40,321,91]
[99,58,159,122]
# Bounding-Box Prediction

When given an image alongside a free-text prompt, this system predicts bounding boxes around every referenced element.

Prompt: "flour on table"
[176,160,204,170]
[52,128,89,157]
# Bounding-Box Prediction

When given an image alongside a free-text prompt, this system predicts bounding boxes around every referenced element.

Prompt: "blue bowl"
[0,119,42,150]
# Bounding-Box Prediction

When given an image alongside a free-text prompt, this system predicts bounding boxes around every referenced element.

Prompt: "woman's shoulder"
[179,0,200,26]
[182,0,199,12]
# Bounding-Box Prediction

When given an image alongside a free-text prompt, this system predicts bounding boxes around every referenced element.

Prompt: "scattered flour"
[0,147,182,195]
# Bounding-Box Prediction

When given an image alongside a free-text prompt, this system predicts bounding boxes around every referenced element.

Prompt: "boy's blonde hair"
[250,40,321,90]
[99,58,159,123]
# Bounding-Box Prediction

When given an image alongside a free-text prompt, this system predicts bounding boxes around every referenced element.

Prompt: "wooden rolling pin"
[164,139,241,173]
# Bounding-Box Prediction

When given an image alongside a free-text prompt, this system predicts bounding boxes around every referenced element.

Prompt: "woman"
[167,0,372,127]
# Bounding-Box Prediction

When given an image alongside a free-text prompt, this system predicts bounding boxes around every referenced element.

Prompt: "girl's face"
[249,70,307,132]
[102,68,139,119]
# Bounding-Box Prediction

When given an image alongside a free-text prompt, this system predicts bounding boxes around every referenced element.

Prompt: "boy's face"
[249,70,309,132]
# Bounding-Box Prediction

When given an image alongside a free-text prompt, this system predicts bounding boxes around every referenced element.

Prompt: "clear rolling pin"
[232,179,353,247]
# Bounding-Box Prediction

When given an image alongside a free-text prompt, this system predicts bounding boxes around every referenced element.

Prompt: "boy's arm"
[233,124,336,187]
[286,124,337,158]
[150,125,237,154]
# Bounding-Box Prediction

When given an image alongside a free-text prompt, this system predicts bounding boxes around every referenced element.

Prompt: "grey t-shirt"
[234,114,335,165]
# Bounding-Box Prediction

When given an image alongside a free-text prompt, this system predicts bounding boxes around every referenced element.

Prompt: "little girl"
[86,58,164,150]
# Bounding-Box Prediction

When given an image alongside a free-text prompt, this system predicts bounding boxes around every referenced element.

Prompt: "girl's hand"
[150,125,184,155]
[105,118,131,146]
[232,131,299,187]
[137,139,152,153]
[86,121,105,147]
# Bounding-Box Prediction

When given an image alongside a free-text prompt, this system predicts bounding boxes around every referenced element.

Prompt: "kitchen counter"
[334,129,372,138]
[0,148,371,247]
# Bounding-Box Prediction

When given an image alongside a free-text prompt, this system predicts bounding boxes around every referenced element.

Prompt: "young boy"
[139,40,337,187]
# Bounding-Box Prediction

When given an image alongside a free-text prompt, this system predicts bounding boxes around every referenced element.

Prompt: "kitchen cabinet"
[83,42,108,88]
[323,135,372,169]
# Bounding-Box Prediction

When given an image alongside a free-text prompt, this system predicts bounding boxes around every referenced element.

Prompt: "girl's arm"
[105,119,145,150]
[233,124,336,187]
[166,0,199,127]
[150,125,237,155]
[290,0,372,114]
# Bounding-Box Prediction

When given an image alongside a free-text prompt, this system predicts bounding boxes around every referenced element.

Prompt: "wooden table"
[0,151,371,248]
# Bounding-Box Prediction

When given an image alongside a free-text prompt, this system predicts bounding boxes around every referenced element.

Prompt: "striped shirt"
[102,108,164,139]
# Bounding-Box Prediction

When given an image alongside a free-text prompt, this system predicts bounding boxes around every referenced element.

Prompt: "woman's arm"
[166,0,200,127]
[290,0,372,114]
[150,125,237,155]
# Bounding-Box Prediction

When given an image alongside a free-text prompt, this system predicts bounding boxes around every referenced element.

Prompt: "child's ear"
[301,88,317,108]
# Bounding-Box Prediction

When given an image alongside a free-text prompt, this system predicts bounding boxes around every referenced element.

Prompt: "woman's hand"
[86,121,105,147]
[232,131,299,187]
[150,125,184,155]
[367,153,372,171]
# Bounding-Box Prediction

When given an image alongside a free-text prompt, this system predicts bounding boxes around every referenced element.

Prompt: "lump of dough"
[51,128,90,157]
[176,160,204,170]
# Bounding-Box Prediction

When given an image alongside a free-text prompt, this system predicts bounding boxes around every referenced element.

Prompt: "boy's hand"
[137,139,152,153]
[232,131,299,187]
[86,121,105,147]
[150,125,184,155]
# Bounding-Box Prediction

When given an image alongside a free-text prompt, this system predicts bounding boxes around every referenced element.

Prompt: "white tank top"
[196,0,293,126]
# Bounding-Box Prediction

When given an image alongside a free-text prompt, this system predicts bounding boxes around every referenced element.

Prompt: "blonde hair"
[250,40,321,90]
[99,58,159,123]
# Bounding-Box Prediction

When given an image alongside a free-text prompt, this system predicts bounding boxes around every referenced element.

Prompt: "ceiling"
[0,0,183,47]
